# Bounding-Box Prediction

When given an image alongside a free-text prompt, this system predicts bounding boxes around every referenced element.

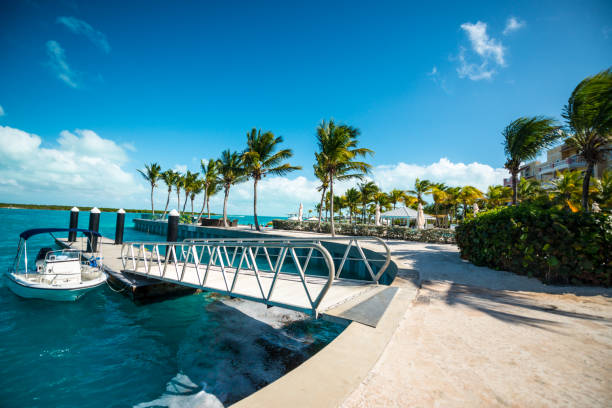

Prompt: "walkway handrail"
[180,236,391,283]
[120,240,336,316]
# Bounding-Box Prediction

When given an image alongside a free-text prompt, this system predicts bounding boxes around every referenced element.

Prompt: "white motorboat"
[6,228,107,301]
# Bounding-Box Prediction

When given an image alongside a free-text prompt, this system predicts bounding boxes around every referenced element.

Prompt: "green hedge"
[456,204,611,286]
[271,219,456,244]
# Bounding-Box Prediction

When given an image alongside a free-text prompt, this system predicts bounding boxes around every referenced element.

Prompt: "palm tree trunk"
[317,187,326,230]
[182,191,189,214]
[190,197,194,218]
[207,196,211,219]
[253,178,260,232]
[434,203,439,227]
[329,175,335,237]
[150,185,155,216]
[511,171,518,205]
[162,188,171,219]
[223,185,230,227]
[349,209,353,224]
[176,189,181,214]
[582,162,594,211]
[197,185,208,222]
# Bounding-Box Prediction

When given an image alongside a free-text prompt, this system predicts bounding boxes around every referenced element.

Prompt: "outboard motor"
[35,248,53,262]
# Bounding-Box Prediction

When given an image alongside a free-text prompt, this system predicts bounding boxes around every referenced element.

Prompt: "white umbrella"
[298,203,303,222]
[375,203,381,226]
[473,202,479,215]
[416,203,425,229]
[592,202,601,213]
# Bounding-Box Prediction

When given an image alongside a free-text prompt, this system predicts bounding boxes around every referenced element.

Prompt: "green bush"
[271,219,456,244]
[456,203,611,286]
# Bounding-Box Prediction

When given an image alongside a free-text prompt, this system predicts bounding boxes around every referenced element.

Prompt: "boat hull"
[5,273,107,301]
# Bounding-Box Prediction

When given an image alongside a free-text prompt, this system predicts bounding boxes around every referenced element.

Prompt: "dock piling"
[87,207,101,252]
[115,208,125,245]
[166,209,179,262]
[68,207,79,242]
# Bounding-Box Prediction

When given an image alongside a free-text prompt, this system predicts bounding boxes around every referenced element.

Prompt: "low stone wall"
[272,220,456,244]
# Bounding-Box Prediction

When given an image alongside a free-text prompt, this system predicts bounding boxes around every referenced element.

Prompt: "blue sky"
[0,0,610,215]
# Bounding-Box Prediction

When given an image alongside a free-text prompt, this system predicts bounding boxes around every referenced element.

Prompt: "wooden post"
[68,207,79,242]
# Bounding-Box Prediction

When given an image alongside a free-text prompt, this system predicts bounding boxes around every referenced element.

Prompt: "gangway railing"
[120,237,390,316]
[181,236,391,283]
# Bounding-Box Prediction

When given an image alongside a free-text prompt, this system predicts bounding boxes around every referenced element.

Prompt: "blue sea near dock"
[0,208,345,408]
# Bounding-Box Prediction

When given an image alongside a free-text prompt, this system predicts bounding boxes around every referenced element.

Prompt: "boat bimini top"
[19,228,102,240]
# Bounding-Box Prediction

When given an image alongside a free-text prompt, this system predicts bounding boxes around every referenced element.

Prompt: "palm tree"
[388,189,405,209]
[137,162,162,216]
[173,173,184,215]
[445,186,462,224]
[160,170,178,218]
[315,119,373,236]
[358,181,379,224]
[243,128,301,231]
[562,68,612,210]
[197,159,219,221]
[217,150,246,227]
[503,116,561,205]
[314,157,329,229]
[593,170,612,210]
[181,170,199,215]
[430,183,448,226]
[549,171,583,210]
[517,178,541,202]
[408,178,433,204]
[458,185,483,219]
[189,179,204,220]
[344,187,361,224]
[485,185,512,208]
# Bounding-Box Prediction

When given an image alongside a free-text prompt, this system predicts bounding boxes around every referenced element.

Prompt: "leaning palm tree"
[181,170,199,215]
[503,116,562,204]
[562,68,612,210]
[445,186,462,224]
[160,170,178,219]
[358,181,379,224]
[408,178,433,204]
[137,162,162,216]
[217,150,246,227]
[315,119,373,236]
[197,159,219,221]
[243,128,301,231]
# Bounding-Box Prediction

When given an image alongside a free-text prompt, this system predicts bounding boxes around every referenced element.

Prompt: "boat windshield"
[45,250,80,262]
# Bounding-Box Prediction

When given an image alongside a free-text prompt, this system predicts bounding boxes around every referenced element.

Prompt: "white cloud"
[0,105,4,116]
[46,40,78,88]
[503,17,525,35]
[457,21,505,81]
[0,125,143,206]
[371,158,508,193]
[56,16,111,53]
[427,65,450,93]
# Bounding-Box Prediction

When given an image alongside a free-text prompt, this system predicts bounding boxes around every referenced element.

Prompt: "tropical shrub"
[271,220,456,244]
[456,203,611,286]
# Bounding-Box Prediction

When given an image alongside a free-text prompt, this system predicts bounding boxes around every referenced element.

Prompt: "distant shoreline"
[0,203,180,214]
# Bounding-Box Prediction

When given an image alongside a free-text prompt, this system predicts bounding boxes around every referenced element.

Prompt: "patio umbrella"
[416,203,425,229]
[298,203,303,222]
[473,202,479,215]
[375,203,381,226]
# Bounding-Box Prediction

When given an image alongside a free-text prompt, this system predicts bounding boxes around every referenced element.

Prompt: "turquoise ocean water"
[0,208,344,407]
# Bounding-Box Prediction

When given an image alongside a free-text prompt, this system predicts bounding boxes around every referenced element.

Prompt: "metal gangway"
[120,237,391,317]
